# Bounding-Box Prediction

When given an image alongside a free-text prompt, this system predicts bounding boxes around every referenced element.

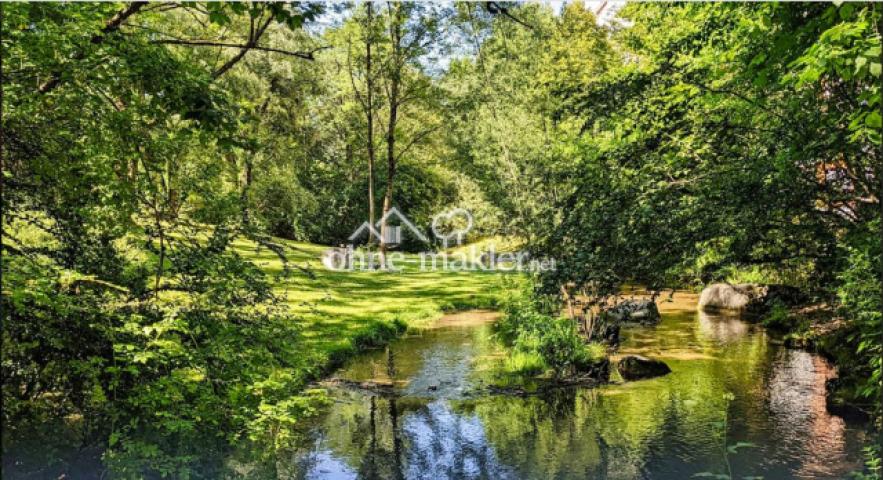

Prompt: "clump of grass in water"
[324,319,408,373]
[495,283,608,378]
[503,351,546,376]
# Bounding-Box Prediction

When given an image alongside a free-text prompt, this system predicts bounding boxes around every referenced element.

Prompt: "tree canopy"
[2,1,880,476]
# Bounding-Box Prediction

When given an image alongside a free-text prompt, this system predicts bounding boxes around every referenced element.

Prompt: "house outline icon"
[348,207,429,245]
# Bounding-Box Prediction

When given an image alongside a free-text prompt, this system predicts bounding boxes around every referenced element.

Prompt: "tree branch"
[486,2,535,31]
[211,13,273,79]
[152,39,329,62]
[395,126,439,163]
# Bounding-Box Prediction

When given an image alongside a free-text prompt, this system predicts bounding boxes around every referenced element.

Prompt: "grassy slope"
[231,236,513,375]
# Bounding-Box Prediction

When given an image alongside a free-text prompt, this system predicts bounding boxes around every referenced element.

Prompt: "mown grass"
[7,214,515,378]
[230,237,516,375]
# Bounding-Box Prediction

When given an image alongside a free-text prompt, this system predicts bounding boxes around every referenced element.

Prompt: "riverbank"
[759,302,878,418]
[1,235,518,479]
[595,287,875,419]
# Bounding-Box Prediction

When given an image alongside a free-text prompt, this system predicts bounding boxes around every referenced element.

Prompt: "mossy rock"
[617,355,671,381]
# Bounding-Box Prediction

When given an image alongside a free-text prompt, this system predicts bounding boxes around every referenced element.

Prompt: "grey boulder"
[698,283,806,316]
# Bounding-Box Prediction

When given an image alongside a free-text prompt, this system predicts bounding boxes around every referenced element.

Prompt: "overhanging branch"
[151,39,330,61]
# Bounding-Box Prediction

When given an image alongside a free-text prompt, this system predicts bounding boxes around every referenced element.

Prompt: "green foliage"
[509,1,880,422]
[496,283,606,377]
[835,219,882,410]
[502,351,547,376]
[3,0,881,474]
[351,319,408,351]
[761,301,795,331]
[536,319,603,375]
[1,2,339,475]
[250,168,318,240]
[851,445,882,480]
[788,4,881,145]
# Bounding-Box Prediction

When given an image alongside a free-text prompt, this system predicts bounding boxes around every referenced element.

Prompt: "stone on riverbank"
[617,355,671,381]
[698,283,755,311]
[698,283,806,316]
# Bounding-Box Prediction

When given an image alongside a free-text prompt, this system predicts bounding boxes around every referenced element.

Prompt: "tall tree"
[347,3,381,235]
[375,3,444,262]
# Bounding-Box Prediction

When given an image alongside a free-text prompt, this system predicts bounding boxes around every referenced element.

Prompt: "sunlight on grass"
[233,236,519,366]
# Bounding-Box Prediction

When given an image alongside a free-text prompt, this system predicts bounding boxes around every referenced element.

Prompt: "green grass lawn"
[231,236,517,375]
[7,214,515,379]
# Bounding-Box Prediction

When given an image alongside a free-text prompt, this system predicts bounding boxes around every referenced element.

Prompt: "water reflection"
[292,392,515,480]
[279,305,868,480]
[403,400,513,479]
[333,321,504,399]
[697,310,751,344]
[767,350,855,479]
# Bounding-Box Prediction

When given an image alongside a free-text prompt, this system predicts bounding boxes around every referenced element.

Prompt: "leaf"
[750,53,767,67]
[208,10,230,26]
[727,441,757,454]
[870,63,881,77]
[855,56,868,73]
[866,111,882,128]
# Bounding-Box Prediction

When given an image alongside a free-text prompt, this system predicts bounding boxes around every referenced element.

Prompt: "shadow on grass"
[233,237,520,381]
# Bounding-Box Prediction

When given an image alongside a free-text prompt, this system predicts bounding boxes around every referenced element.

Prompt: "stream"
[279,295,870,480]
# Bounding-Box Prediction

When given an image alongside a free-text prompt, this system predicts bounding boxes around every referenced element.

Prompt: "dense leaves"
[2,1,880,476]
[519,2,881,411]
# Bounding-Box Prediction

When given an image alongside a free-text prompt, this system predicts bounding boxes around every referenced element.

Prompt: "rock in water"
[617,355,671,380]
[698,283,807,316]
[604,300,661,325]
[698,283,756,311]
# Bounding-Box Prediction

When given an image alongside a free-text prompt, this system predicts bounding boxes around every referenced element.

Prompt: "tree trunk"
[379,3,403,268]
[241,157,253,224]
[365,3,377,240]
[379,94,397,266]
[241,98,269,225]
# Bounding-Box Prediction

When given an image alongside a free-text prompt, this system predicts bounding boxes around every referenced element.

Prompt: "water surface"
[288,299,870,480]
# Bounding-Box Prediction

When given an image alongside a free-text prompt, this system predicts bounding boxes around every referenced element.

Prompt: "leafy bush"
[536,318,601,375]
[835,220,881,411]
[495,283,606,377]
[762,301,795,331]
[250,169,318,240]
[851,445,882,480]
[1,226,330,477]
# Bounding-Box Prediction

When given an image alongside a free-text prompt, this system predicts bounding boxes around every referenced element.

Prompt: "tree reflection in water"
[284,307,869,480]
